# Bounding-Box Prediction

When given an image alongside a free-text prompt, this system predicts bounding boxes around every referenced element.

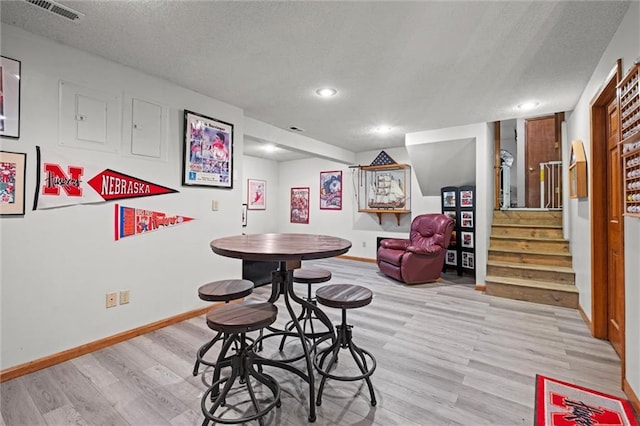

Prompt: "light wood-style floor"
[1,258,624,425]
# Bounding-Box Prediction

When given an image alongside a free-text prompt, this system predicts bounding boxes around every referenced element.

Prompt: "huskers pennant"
[33,146,178,210]
[114,204,194,240]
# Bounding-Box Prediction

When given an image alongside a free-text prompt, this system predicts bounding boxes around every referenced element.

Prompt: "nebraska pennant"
[33,146,178,210]
[114,204,194,240]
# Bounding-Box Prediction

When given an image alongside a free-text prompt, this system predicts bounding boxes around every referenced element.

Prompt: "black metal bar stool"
[201,301,281,426]
[313,284,377,407]
[193,279,254,376]
[278,267,332,351]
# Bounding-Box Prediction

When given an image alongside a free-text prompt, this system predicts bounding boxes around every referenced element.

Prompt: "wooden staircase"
[485,210,578,308]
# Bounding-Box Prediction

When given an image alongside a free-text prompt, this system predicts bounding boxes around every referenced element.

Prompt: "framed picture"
[461,231,474,248]
[0,151,26,215]
[290,187,309,224]
[462,252,475,269]
[445,250,457,266]
[182,110,233,188]
[461,211,474,228]
[320,170,342,210]
[0,56,21,139]
[444,210,457,224]
[241,203,247,227]
[247,179,266,210]
[443,191,456,207]
[460,190,473,207]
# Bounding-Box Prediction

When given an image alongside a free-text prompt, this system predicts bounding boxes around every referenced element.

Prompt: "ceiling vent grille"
[24,0,84,21]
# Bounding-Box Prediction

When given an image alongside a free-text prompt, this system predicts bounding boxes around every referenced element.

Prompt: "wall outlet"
[120,290,130,305]
[106,292,117,308]
[362,241,366,247]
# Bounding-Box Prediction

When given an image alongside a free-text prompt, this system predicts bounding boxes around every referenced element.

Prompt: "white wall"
[564,1,639,401]
[0,26,250,369]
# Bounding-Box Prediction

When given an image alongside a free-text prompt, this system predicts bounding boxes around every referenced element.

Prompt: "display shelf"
[623,141,640,217]
[618,63,640,145]
[357,163,411,223]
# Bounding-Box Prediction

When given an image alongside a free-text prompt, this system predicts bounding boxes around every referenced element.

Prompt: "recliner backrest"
[409,214,454,249]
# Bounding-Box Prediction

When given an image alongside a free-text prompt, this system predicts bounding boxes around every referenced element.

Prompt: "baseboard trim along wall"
[623,378,640,417]
[0,303,223,383]
[338,255,376,263]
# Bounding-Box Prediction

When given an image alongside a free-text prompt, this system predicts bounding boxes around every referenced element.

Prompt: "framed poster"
[290,187,309,224]
[460,190,473,207]
[0,151,26,215]
[444,210,457,224]
[320,170,342,210]
[443,191,456,207]
[462,252,475,269]
[445,249,457,266]
[247,179,266,210]
[461,211,474,228]
[182,110,233,188]
[461,231,474,248]
[0,56,21,139]
[241,203,247,227]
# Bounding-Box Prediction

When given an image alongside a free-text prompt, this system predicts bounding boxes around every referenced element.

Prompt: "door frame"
[590,59,624,377]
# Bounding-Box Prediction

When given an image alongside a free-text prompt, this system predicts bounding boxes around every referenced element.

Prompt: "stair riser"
[490,239,569,253]
[485,282,578,308]
[493,211,562,226]
[491,226,563,239]
[488,250,572,267]
[487,265,575,284]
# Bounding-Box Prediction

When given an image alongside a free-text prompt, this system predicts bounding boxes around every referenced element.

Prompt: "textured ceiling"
[0,0,632,158]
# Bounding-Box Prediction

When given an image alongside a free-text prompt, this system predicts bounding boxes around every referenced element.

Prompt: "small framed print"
[290,187,310,224]
[0,151,26,215]
[247,179,266,210]
[462,252,475,269]
[0,56,21,139]
[461,231,474,248]
[443,191,456,208]
[320,170,342,210]
[461,211,473,228]
[241,203,247,227]
[182,110,233,188]
[445,250,457,266]
[444,210,457,225]
[460,190,473,207]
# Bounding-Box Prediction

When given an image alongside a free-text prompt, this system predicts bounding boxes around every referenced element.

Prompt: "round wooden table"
[209,233,351,422]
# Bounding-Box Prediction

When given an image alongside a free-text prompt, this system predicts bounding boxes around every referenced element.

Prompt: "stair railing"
[540,161,562,209]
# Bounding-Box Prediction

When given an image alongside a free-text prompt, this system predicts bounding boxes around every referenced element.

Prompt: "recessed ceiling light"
[517,101,539,111]
[263,144,277,152]
[315,87,337,98]
[374,126,392,134]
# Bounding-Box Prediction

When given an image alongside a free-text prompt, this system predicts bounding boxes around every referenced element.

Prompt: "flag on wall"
[33,146,178,210]
[114,204,194,240]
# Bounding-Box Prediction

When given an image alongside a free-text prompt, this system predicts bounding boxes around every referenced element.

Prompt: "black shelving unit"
[441,185,476,277]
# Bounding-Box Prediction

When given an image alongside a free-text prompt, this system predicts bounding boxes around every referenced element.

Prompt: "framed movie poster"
[462,252,475,269]
[290,187,309,224]
[0,151,26,215]
[461,211,473,228]
[461,231,474,248]
[0,56,21,139]
[320,170,342,210]
[182,110,233,188]
[460,190,473,207]
[443,191,456,207]
[247,179,266,210]
[445,250,457,266]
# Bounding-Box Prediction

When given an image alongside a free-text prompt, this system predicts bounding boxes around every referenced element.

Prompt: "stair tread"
[488,248,571,257]
[487,260,574,273]
[485,275,579,292]
[492,223,562,229]
[490,235,567,242]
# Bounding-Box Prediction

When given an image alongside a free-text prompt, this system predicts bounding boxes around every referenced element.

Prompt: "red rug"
[535,375,638,426]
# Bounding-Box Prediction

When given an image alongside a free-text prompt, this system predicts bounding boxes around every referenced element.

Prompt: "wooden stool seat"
[206,301,278,334]
[315,284,372,309]
[198,279,254,302]
[293,267,332,284]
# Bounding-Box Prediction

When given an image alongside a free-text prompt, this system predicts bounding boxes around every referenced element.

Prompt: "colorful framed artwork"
[182,110,233,188]
[320,170,342,210]
[241,203,247,227]
[443,191,456,207]
[461,231,474,248]
[461,211,473,228]
[444,210,457,224]
[0,151,26,215]
[445,250,457,266]
[462,252,475,269]
[460,190,473,207]
[0,56,21,139]
[290,187,310,224]
[247,179,266,210]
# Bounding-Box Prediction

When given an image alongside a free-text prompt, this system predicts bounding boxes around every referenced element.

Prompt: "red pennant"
[88,169,177,201]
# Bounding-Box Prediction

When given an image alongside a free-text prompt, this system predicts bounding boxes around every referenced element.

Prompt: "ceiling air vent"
[23,0,84,21]
[289,126,305,133]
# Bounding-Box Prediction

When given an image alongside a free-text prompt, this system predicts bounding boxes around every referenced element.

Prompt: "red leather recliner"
[377,213,455,284]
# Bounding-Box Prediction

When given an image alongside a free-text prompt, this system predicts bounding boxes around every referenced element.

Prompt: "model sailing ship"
[368,173,406,209]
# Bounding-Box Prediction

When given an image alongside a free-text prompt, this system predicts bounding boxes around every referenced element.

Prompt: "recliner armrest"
[379,238,410,250]
[406,245,443,256]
